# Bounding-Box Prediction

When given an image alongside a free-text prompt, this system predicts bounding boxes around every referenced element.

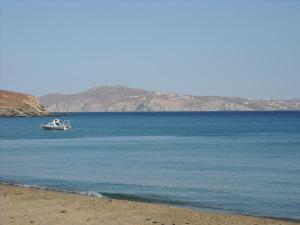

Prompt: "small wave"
[101,192,226,211]
[78,190,102,197]
[0,181,103,198]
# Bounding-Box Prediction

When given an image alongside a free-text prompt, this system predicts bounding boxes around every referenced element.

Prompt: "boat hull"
[41,125,70,130]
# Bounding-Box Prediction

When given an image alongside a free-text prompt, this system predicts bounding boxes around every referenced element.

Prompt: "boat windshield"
[63,120,71,126]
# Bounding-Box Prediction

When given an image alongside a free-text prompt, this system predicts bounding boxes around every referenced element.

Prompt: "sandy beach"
[0,184,298,225]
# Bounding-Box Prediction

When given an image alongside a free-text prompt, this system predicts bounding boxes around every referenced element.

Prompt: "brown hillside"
[0,90,49,117]
[39,86,300,112]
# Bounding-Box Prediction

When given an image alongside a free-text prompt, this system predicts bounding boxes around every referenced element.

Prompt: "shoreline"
[2,181,298,223]
[1,184,299,225]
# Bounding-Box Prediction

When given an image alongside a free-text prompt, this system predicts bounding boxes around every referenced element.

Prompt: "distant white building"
[153,90,177,97]
[154,90,164,96]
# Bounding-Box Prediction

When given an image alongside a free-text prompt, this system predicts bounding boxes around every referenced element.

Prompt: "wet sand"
[0,184,298,225]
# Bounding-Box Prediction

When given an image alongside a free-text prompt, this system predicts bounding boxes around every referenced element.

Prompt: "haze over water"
[0,112,300,220]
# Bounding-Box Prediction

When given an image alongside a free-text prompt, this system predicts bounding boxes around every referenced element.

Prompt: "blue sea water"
[0,112,299,220]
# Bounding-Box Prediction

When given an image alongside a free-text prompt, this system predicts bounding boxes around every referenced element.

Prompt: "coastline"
[1,184,299,225]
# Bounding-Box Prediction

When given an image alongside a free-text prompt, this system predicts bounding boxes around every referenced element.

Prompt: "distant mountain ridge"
[0,90,49,117]
[39,86,300,112]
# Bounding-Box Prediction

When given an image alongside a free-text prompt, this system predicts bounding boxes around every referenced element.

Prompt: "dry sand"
[0,184,298,225]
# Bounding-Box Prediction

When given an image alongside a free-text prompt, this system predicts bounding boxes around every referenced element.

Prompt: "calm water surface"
[0,112,299,220]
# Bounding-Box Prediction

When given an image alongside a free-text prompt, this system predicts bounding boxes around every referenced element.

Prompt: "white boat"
[41,119,71,130]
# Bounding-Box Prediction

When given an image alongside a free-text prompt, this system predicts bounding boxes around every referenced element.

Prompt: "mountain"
[39,86,300,112]
[0,90,49,117]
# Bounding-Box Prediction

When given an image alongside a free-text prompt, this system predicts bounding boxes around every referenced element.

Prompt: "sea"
[0,112,299,221]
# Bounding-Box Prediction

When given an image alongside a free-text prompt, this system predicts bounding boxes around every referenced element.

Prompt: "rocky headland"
[0,90,49,117]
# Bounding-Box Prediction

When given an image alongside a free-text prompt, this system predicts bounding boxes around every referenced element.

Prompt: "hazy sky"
[0,0,299,99]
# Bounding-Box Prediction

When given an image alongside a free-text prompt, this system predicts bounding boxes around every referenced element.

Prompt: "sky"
[0,0,299,99]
